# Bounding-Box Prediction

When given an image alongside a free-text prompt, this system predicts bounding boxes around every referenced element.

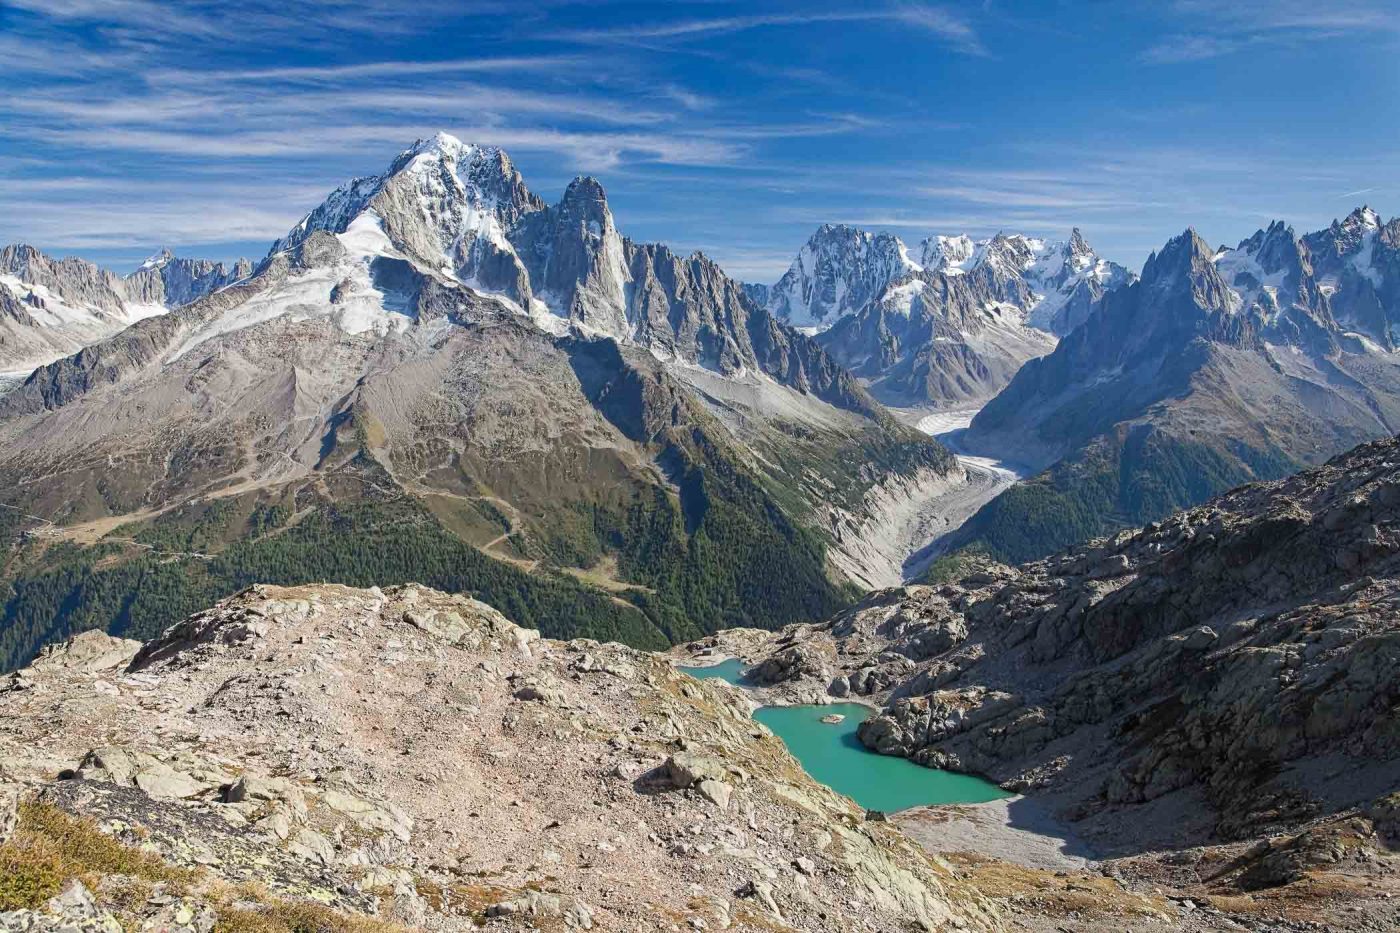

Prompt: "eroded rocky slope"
[685,437,1400,927]
[0,583,1003,932]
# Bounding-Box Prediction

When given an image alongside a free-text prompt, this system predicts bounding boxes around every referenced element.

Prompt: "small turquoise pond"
[679,662,1009,812]
[679,658,746,684]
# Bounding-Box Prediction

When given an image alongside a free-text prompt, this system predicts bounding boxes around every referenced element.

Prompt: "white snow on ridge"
[1344,331,1387,354]
[1213,244,1289,315]
[1352,233,1384,289]
[919,234,976,275]
[766,224,1128,336]
[337,211,398,258]
[896,240,925,274]
[767,225,923,327]
[884,279,924,315]
[1,275,105,329]
[405,133,520,263]
[166,213,417,363]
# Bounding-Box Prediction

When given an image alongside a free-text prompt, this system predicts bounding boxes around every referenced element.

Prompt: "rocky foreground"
[6,434,1400,933]
[0,582,1033,932]
[689,437,1400,930]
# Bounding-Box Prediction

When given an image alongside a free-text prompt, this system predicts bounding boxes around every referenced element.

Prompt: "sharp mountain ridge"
[0,243,251,380]
[754,223,1131,406]
[951,209,1400,564]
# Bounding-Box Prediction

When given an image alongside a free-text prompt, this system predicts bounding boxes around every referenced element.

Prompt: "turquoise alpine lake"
[752,704,1010,812]
[678,663,1009,812]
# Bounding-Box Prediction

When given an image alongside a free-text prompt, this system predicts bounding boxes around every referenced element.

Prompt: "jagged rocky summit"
[753,223,1131,405]
[258,132,871,398]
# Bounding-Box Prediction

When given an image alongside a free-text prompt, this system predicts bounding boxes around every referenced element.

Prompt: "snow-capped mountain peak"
[138,248,175,271]
[765,224,922,328]
[404,130,473,161]
[1065,228,1095,270]
[1018,232,1133,333]
[977,233,1046,280]
[765,224,1132,338]
[1350,205,1382,231]
[154,131,833,380]
[919,234,976,274]
[270,134,538,265]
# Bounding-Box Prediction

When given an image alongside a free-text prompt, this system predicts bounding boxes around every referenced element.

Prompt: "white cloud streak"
[1141,0,1399,63]
[545,4,987,55]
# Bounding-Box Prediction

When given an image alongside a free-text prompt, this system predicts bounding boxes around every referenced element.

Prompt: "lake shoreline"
[674,655,1101,871]
[677,660,1009,812]
[673,655,883,713]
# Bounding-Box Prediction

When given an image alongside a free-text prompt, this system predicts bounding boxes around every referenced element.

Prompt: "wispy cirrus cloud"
[545,4,987,56]
[1139,34,1244,64]
[2,0,1005,266]
[0,183,323,251]
[5,0,1388,280]
[23,123,745,169]
[161,56,591,84]
[1141,0,1400,63]
[3,0,478,42]
[1169,0,1400,32]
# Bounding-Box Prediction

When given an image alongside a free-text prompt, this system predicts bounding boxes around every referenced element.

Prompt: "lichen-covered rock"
[663,752,728,788]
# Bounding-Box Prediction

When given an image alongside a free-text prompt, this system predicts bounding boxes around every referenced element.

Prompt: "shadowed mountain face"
[953,214,1400,564]
[0,134,955,672]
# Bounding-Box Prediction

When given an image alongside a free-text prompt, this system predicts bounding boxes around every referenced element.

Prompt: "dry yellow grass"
[0,800,405,931]
[0,800,193,910]
[947,852,1169,920]
[212,901,402,933]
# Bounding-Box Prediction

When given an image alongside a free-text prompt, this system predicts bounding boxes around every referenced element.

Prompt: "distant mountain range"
[4,130,1400,673]
[0,244,250,381]
[748,224,1131,405]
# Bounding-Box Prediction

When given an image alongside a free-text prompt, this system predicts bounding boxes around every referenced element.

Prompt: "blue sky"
[2,0,1397,282]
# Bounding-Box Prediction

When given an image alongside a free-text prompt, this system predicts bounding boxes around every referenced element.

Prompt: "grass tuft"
[212,901,402,933]
[0,801,193,910]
